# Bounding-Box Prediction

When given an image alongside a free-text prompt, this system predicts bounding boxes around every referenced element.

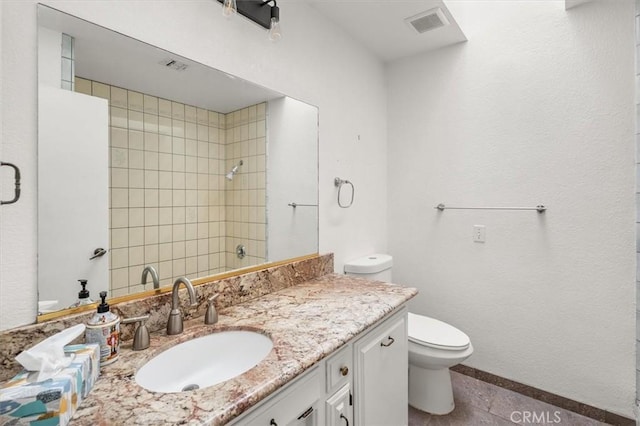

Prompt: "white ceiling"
[37,1,468,109]
[38,5,283,113]
[303,0,467,62]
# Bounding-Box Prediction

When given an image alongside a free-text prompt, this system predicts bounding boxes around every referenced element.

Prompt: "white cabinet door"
[326,384,352,426]
[353,310,408,426]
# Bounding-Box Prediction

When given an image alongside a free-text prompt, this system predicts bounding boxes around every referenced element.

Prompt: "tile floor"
[408,371,608,425]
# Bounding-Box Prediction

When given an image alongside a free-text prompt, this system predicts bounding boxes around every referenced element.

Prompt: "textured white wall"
[1,2,39,330]
[267,97,319,261]
[0,0,388,329]
[388,0,635,417]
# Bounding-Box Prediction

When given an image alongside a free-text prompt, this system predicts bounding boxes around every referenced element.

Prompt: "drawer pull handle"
[298,406,314,420]
[270,420,277,426]
[340,366,349,376]
[340,414,350,426]
[380,336,395,347]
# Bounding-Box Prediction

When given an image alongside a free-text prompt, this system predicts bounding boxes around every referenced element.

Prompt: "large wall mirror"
[36,5,319,317]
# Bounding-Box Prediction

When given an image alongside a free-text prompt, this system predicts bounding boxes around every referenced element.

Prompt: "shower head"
[225,160,243,181]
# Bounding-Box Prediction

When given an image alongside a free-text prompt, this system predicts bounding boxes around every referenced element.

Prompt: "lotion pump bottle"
[85,291,120,366]
[71,279,93,307]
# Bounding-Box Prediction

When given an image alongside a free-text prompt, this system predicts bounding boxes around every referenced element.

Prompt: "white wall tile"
[172,258,185,276]
[129,227,144,247]
[111,188,129,208]
[111,228,128,249]
[128,90,144,112]
[172,102,185,120]
[129,169,144,189]
[159,207,172,225]
[111,148,128,168]
[111,248,129,269]
[145,225,159,245]
[110,86,127,108]
[159,243,172,262]
[186,139,198,157]
[159,225,173,244]
[159,189,172,207]
[144,151,159,170]
[129,208,144,227]
[173,190,186,207]
[159,116,172,135]
[186,240,197,257]
[129,188,144,208]
[172,224,186,241]
[185,105,197,123]
[128,110,144,131]
[144,207,159,226]
[186,223,198,240]
[111,127,128,149]
[143,95,158,115]
[144,132,159,152]
[111,208,128,229]
[128,130,144,150]
[129,149,144,169]
[145,170,159,188]
[111,168,128,188]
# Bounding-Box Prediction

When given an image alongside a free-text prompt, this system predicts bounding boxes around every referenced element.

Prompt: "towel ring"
[335,177,354,208]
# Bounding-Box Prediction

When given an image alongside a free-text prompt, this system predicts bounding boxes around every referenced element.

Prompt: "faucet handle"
[122,315,150,351]
[205,294,220,325]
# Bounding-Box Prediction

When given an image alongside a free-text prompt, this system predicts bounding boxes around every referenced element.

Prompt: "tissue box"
[0,343,100,426]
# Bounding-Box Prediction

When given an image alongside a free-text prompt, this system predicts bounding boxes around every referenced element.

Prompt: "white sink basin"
[135,330,273,393]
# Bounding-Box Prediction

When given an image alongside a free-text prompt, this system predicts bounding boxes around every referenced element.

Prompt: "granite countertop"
[70,273,417,425]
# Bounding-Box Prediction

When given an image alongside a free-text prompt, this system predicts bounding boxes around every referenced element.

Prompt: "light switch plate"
[473,225,486,243]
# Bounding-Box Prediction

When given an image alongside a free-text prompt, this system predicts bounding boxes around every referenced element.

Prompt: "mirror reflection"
[36,5,319,315]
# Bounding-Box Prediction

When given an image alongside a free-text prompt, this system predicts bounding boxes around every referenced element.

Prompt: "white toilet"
[344,254,473,415]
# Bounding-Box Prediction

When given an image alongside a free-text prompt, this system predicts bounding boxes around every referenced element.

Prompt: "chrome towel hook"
[334,177,354,208]
[1,162,21,205]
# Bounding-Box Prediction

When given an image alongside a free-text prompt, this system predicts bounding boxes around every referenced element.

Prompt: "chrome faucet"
[141,266,160,289]
[167,277,198,335]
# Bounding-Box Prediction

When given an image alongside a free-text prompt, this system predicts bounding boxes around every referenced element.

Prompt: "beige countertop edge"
[69,273,418,425]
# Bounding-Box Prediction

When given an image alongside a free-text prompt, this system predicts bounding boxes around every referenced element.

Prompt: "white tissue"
[15,324,86,381]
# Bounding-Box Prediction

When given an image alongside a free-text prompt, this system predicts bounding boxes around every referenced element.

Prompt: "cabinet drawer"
[243,367,321,426]
[325,344,352,394]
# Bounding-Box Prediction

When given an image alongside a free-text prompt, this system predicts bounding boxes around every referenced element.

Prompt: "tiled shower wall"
[224,106,267,270]
[74,77,265,297]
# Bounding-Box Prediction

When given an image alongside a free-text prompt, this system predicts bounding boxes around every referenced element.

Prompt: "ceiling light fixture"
[218,0,282,42]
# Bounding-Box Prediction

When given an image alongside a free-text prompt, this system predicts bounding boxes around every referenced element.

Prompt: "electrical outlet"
[473,225,486,243]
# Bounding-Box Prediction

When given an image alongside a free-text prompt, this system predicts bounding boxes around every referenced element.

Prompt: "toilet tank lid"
[344,254,393,274]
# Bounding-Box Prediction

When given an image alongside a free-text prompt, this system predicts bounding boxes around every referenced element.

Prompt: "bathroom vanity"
[231,307,408,426]
[66,273,416,425]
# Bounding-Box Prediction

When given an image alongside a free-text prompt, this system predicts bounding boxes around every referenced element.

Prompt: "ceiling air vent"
[405,7,450,34]
[159,58,188,71]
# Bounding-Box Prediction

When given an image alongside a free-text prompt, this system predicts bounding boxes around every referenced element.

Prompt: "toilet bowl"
[344,254,473,415]
[407,313,473,414]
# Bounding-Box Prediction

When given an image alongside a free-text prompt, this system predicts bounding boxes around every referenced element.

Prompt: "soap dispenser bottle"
[85,291,120,366]
[70,279,93,307]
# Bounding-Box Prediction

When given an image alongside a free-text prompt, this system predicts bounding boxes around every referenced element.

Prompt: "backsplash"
[0,254,333,382]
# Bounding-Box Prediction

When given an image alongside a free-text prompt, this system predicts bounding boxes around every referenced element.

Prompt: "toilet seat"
[408,313,470,351]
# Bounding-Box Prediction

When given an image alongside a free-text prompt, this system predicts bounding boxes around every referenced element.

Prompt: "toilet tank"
[344,254,393,282]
